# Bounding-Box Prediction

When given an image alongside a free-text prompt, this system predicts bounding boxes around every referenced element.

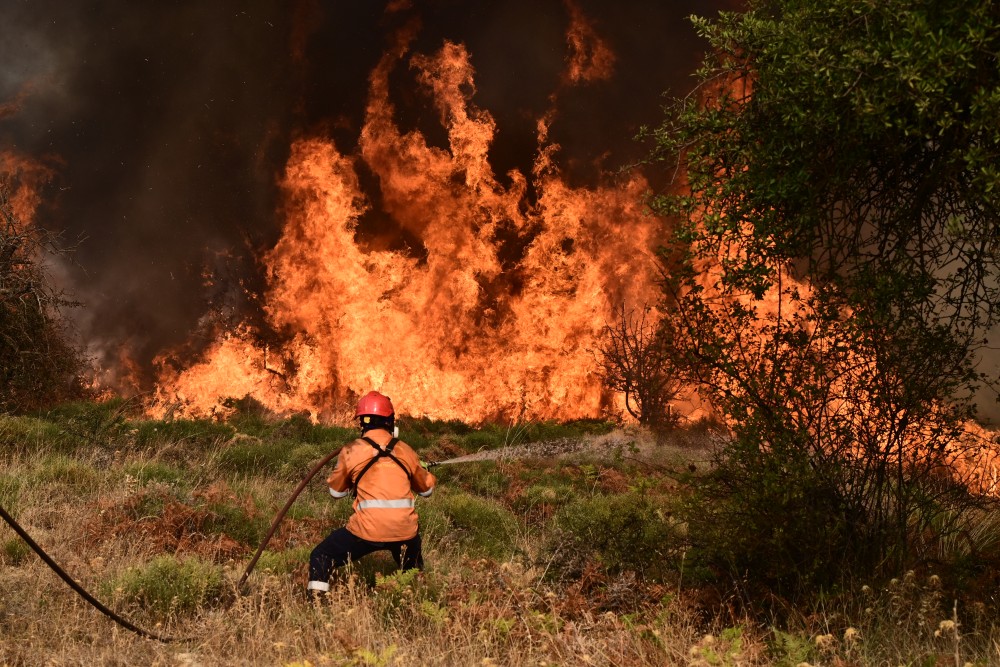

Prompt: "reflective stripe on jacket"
[326,429,436,542]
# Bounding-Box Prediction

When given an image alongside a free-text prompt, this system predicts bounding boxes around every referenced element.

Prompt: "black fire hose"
[238,448,340,589]
[0,503,177,643]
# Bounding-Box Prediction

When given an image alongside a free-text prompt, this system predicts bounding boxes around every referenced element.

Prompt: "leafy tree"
[0,180,84,411]
[650,0,1000,599]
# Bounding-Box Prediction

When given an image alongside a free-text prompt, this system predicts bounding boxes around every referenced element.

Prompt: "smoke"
[1,0,735,393]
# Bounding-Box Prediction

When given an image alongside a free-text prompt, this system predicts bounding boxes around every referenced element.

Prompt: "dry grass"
[2,414,1000,665]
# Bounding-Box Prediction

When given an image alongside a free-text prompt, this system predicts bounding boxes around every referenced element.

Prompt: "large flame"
[152,34,659,422]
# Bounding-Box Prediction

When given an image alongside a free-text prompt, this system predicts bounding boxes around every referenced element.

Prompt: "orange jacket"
[327,429,436,542]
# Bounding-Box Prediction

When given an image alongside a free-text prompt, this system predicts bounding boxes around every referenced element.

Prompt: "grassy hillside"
[1,400,997,665]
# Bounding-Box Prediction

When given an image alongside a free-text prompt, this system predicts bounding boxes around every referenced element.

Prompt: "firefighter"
[307,391,436,597]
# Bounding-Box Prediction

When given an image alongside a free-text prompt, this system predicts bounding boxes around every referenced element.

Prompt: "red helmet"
[356,391,394,417]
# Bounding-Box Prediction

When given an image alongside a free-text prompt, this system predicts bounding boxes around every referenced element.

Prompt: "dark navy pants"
[309,527,423,583]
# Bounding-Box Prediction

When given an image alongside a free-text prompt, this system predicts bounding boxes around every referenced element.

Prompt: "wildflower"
[861,585,872,595]
[843,627,860,643]
[928,574,941,587]
[935,619,957,638]
[814,634,835,650]
[701,634,716,646]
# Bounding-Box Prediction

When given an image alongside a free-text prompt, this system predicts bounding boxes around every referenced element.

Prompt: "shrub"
[460,427,517,451]
[516,482,578,514]
[44,398,135,446]
[222,395,275,436]
[425,491,520,560]
[0,182,86,413]
[680,427,995,604]
[545,491,682,582]
[272,414,354,445]
[107,555,224,613]
[202,501,265,545]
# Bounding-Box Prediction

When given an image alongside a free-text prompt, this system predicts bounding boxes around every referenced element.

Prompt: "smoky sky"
[0,0,735,384]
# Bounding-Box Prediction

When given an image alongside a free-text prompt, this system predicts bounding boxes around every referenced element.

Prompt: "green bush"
[44,398,135,442]
[424,491,520,559]
[520,419,614,442]
[123,492,168,521]
[108,555,224,613]
[203,502,265,545]
[516,483,578,513]
[546,492,681,582]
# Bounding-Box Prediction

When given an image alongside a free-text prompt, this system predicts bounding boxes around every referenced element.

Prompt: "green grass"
[253,545,313,574]
[32,454,100,491]
[122,460,189,486]
[105,555,225,613]
[131,419,235,448]
[0,473,21,510]
[1,537,31,566]
[427,490,522,560]
[0,414,73,454]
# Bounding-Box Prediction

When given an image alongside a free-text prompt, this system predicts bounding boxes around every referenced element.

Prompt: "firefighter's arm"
[326,446,352,499]
[412,459,437,498]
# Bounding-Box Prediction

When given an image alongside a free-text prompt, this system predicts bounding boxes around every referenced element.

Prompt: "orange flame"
[153,34,659,422]
[0,150,54,229]
[563,0,616,84]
